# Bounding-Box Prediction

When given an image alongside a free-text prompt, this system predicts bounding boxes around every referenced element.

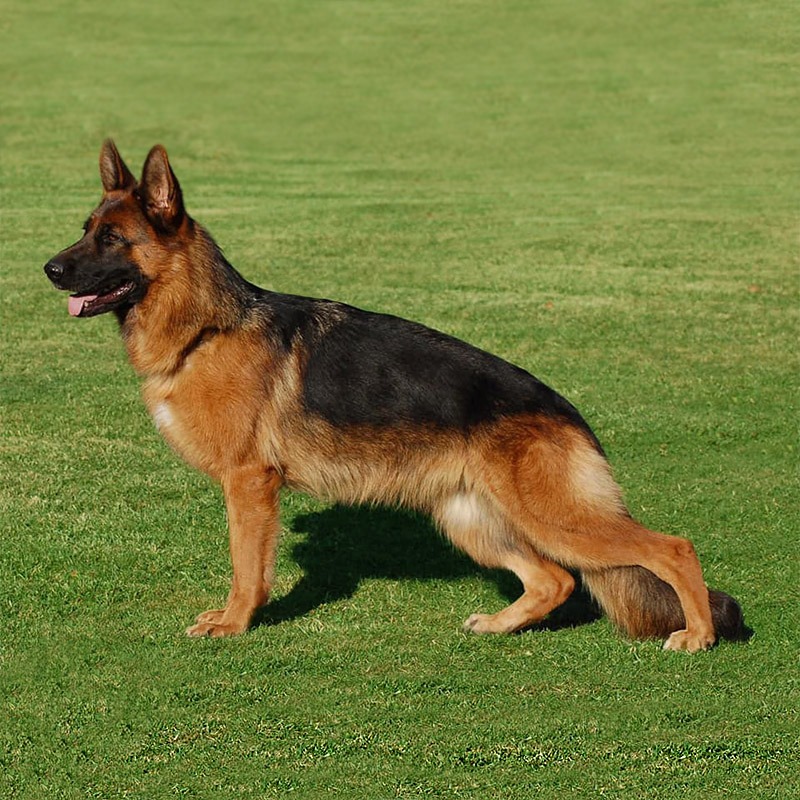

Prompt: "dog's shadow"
[257,504,600,632]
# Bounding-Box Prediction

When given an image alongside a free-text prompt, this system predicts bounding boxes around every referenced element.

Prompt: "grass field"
[1,1,798,797]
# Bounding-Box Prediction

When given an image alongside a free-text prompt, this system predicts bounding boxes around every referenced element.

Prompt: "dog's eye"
[99,227,124,246]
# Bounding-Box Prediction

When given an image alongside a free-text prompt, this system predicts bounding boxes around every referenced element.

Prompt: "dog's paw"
[194,608,226,625]
[663,628,716,653]
[186,608,248,638]
[185,620,247,638]
[463,613,503,634]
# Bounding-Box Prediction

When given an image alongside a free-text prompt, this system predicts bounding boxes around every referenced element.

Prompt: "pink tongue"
[68,294,98,317]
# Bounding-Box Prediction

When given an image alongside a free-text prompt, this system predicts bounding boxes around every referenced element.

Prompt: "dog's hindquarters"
[447,413,742,650]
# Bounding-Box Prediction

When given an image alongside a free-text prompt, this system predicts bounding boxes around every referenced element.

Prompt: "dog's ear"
[99,139,136,193]
[140,145,185,232]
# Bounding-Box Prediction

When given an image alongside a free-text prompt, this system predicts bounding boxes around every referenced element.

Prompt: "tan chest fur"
[140,331,278,480]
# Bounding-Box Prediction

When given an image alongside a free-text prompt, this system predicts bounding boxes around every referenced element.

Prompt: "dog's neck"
[119,226,254,377]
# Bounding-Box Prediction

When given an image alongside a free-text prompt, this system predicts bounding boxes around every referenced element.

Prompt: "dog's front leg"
[186,464,282,637]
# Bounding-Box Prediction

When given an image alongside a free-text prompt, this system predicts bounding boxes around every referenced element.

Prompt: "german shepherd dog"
[44,141,743,651]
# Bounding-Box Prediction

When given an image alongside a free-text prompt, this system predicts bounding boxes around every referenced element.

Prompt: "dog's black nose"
[44,261,64,282]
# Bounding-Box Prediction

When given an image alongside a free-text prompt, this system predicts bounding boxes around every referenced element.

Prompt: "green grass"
[1,1,798,797]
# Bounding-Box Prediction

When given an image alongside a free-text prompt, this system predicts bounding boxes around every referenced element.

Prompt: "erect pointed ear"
[99,139,136,193]
[139,144,185,231]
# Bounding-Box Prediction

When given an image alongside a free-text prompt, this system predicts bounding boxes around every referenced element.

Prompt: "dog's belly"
[272,419,472,512]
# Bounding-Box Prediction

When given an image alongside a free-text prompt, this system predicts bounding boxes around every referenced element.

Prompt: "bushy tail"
[581,566,744,642]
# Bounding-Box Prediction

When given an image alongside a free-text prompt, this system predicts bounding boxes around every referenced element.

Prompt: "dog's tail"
[580,566,744,642]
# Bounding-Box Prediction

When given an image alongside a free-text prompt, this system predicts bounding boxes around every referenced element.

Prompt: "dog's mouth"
[68,281,137,317]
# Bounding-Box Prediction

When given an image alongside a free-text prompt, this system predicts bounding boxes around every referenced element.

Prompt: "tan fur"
[140,329,277,478]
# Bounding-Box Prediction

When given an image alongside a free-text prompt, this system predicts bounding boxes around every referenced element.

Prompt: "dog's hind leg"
[462,551,575,634]
[479,417,717,651]
[513,513,715,652]
[186,465,282,637]
[434,492,575,634]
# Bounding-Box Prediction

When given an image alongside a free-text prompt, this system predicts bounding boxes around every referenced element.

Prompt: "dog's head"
[44,140,188,318]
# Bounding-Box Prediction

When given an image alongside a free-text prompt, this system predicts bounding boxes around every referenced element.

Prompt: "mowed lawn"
[1,1,798,798]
